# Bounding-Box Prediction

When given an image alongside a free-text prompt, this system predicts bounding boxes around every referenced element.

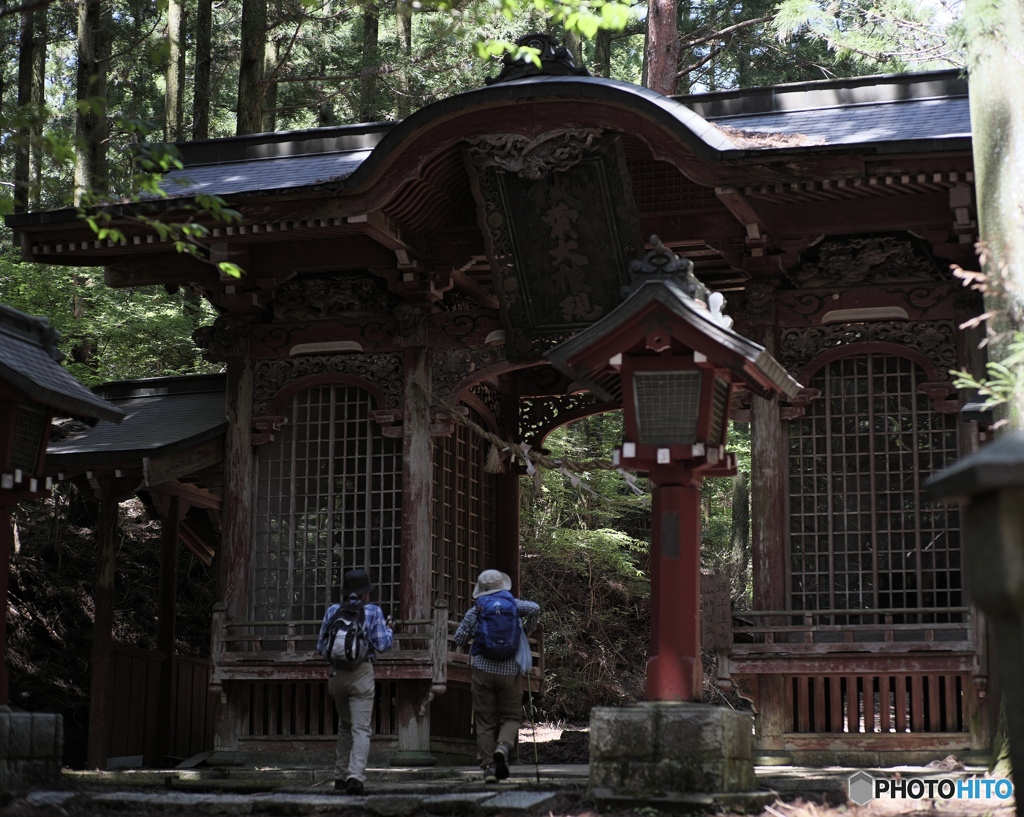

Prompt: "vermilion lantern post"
[547,237,801,701]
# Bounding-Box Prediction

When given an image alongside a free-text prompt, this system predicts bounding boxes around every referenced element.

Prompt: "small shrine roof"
[47,373,226,465]
[0,303,124,424]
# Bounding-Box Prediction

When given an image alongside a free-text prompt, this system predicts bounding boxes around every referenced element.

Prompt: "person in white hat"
[453,569,540,782]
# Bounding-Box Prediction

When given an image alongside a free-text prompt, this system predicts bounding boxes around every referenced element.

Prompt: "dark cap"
[342,569,374,597]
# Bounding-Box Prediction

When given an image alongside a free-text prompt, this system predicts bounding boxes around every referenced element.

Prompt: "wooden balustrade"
[210,601,543,693]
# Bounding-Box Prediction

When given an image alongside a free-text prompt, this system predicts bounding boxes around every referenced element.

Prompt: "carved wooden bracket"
[371,409,404,438]
[252,415,288,445]
[918,381,961,414]
[780,388,822,420]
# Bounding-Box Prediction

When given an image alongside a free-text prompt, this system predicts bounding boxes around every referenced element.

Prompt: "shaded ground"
[1,727,1013,817]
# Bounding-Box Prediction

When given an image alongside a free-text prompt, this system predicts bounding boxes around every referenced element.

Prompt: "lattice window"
[788,353,962,622]
[431,411,497,617]
[254,384,403,623]
[11,404,47,472]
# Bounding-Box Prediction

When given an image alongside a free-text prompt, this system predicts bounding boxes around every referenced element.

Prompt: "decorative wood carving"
[466,130,642,360]
[268,273,395,320]
[431,346,506,399]
[518,392,612,447]
[731,280,776,327]
[780,320,957,377]
[787,236,948,288]
[193,314,251,361]
[470,382,504,430]
[252,353,404,416]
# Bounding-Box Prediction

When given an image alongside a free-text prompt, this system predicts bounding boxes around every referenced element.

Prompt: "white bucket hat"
[473,569,512,599]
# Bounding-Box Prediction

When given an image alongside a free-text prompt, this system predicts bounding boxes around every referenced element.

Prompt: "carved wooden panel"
[466,130,642,359]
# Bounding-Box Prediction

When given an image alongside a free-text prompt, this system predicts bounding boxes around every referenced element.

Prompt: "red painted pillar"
[646,480,702,702]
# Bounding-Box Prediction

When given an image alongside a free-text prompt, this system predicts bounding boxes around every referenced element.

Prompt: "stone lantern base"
[590,702,758,796]
[0,708,63,804]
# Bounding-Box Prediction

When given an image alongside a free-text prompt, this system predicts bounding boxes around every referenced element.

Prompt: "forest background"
[0,0,969,767]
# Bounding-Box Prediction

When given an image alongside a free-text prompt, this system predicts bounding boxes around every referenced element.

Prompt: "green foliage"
[519,413,752,716]
[0,248,220,385]
[952,331,1024,412]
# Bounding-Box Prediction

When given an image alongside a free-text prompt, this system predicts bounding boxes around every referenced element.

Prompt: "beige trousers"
[328,660,376,782]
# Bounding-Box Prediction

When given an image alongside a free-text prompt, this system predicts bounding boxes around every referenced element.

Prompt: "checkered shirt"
[317,602,393,661]
[453,598,540,676]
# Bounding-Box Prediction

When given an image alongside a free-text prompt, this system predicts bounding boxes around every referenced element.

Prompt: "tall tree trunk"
[594,29,611,78]
[645,0,678,95]
[262,32,278,132]
[29,6,45,208]
[394,0,411,118]
[192,0,212,140]
[730,470,750,600]
[14,9,34,213]
[358,1,379,123]
[165,0,184,141]
[236,0,267,135]
[74,0,108,205]
[967,0,1024,426]
[957,1,1024,785]
[564,29,583,70]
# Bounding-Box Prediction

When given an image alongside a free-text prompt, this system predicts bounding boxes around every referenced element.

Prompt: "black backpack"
[324,595,371,670]
[472,590,520,661]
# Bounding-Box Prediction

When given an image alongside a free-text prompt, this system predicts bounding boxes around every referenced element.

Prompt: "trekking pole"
[525,678,541,784]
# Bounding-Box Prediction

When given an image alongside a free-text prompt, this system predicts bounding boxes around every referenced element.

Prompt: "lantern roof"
[0,303,124,425]
[926,432,1024,501]
[546,241,802,403]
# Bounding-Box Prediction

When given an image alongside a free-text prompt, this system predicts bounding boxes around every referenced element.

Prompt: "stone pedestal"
[590,703,757,795]
[0,709,63,803]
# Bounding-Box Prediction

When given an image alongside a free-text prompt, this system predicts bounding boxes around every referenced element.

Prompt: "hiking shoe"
[484,765,498,783]
[345,777,365,795]
[493,743,510,781]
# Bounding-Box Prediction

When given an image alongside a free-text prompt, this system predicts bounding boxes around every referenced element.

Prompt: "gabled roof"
[47,373,226,466]
[546,276,802,402]
[0,303,124,424]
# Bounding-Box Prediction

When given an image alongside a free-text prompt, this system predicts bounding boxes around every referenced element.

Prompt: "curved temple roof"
[150,71,970,203]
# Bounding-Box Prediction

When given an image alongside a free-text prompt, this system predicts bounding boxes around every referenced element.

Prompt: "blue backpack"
[472,590,521,661]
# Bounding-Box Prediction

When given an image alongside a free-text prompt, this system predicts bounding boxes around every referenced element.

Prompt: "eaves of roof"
[0,304,125,424]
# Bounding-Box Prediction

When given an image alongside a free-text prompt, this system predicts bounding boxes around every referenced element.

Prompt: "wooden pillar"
[155,495,181,765]
[86,490,119,769]
[0,506,12,705]
[747,299,789,751]
[393,346,435,764]
[495,393,521,593]
[214,357,254,754]
[494,472,520,593]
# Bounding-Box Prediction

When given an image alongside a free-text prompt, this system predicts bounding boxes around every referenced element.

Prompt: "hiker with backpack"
[453,569,540,783]
[315,569,393,795]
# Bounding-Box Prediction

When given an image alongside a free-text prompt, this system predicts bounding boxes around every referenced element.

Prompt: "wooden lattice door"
[253,383,403,623]
[789,352,962,618]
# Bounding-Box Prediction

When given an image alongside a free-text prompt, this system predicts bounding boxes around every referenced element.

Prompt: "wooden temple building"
[6,43,993,766]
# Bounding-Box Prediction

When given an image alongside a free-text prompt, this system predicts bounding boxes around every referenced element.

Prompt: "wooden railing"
[725,607,976,675]
[210,600,544,699]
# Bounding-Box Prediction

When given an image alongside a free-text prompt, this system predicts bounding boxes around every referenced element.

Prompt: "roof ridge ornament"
[485,33,591,86]
[627,236,733,329]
